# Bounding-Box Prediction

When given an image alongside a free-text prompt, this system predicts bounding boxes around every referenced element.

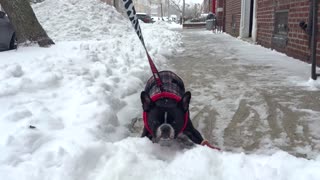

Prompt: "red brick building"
[222,0,320,65]
[216,0,225,31]
[225,0,241,37]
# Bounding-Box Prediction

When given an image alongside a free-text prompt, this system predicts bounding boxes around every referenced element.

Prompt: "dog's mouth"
[154,123,175,145]
[158,139,173,146]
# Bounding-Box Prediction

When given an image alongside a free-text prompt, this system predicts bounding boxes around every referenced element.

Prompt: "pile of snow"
[32,0,128,41]
[153,20,183,30]
[299,78,320,90]
[32,0,181,56]
[0,0,181,179]
[0,0,319,179]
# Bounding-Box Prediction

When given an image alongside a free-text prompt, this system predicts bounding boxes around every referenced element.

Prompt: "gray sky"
[185,0,203,4]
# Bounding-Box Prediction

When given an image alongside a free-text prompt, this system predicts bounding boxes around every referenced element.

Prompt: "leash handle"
[122,0,163,90]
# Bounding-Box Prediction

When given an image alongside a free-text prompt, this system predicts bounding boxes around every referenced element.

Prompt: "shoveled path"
[168,29,320,158]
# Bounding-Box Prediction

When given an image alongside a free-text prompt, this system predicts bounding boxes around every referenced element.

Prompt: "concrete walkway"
[169,29,320,158]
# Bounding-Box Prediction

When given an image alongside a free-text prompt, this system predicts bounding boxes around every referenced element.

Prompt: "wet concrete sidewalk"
[169,29,320,158]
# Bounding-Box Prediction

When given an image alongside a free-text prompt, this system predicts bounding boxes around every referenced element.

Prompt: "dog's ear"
[181,91,191,111]
[141,91,153,111]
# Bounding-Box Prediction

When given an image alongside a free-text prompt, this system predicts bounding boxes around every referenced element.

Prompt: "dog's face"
[141,91,191,143]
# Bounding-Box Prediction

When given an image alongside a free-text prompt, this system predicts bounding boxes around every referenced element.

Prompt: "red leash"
[146,52,163,91]
[201,140,221,151]
[122,0,163,91]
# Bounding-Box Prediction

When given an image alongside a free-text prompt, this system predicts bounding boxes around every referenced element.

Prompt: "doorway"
[249,0,254,37]
[240,0,256,40]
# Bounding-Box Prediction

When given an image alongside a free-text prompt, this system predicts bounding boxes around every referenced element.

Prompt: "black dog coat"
[145,70,185,101]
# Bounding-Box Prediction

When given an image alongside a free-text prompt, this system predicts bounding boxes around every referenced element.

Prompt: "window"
[272,10,289,49]
[274,10,289,36]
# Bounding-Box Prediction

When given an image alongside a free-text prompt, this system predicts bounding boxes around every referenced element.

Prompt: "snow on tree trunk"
[0,0,54,47]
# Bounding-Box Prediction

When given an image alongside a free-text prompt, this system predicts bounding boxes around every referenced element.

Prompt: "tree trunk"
[182,0,185,24]
[0,0,54,47]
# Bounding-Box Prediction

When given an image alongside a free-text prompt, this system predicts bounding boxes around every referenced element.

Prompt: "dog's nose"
[160,124,172,139]
[155,124,175,143]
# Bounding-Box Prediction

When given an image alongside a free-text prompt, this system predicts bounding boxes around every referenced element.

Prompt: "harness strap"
[143,112,153,135]
[143,93,189,136]
[151,92,181,102]
[179,111,189,134]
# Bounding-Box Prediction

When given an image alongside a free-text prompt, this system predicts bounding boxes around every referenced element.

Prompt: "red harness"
[142,92,189,136]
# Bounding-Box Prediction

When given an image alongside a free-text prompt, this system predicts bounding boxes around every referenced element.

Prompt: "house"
[203,0,216,14]
[202,0,211,14]
[220,0,320,68]
[133,0,152,15]
[205,0,224,31]
[223,0,256,40]
[215,0,224,31]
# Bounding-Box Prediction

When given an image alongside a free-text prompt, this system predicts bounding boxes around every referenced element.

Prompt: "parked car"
[0,11,16,51]
[136,13,153,23]
[163,17,169,22]
[170,15,177,22]
[151,16,160,22]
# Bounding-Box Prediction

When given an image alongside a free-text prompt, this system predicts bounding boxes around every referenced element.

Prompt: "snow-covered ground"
[0,0,319,180]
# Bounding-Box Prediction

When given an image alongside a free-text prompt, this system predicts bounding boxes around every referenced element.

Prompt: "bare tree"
[169,0,182,13]
[167,0,202,23]
[0,0,54,47]
[182,0,185,24]
[192,3,200,17]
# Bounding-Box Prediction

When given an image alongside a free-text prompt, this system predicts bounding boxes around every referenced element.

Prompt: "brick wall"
[216,0,225,31]
[256,0,320,64]
[225,0,241,37]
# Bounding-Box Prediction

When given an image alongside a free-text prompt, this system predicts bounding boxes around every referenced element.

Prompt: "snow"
[0,0,319,180]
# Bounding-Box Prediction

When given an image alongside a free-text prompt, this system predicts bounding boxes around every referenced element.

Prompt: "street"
[169,29,320,158]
